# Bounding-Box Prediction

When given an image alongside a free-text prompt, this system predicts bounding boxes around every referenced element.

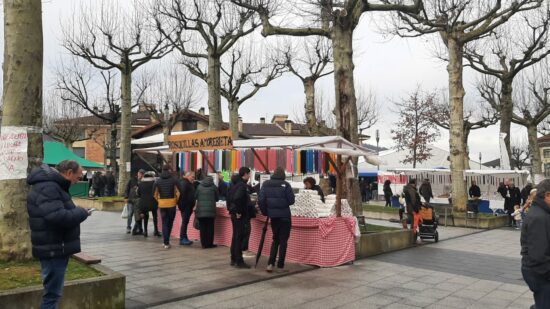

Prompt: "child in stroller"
[418,203,439,242]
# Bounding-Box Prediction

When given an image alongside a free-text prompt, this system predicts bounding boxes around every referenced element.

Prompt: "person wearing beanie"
[227,166,253,268]
[259,167,295,273]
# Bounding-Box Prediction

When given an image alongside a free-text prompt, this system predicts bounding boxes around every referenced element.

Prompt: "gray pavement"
[153,228,532,309]
[365,217,481,241]
[80,211,314,309]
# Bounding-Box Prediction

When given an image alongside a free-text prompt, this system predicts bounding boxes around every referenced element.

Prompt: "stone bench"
[73,252,101,265]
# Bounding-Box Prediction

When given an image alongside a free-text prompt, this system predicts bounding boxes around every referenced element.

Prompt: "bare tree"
[480,69,550,178]
[62,0,173,194]
[55,60,123,173]
[356,88,380,133]
[43,92,86,150]
[511,139,532,170]
[155,0,260,131]
[426,94,499,169]
[464,6,550,162]
[284,37,333,136]
[231,0,422,216]
[137,66,202,144]
[390,0,542,211]
[391,87,440,168]
[0,0,43,260]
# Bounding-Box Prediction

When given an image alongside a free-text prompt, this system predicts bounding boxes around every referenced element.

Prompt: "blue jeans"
[126,203,134,229]
[523,266,550,308]
[160,207,176,245]
[40,256,69,309]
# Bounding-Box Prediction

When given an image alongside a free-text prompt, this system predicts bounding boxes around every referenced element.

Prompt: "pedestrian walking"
[227,167,253,269]
[92,171,105,197]
[179,171,196,245]
[27,161,91,309]
[511,205,523,230]
[403,179,421,232]
[419,179,433,204]
[195,176,219,249]
[104,171,116,197]
[303,177,325,202]
[124,170,144,234]
[259,167,295,273]
[371,181,378,201]
[521,179,550,309]
[153,165,184,249]
[383,180,393,207]
[136,171,159,238]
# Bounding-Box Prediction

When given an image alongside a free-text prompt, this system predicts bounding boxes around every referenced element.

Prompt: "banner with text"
[0,126,29,180]
[168,130,233,152]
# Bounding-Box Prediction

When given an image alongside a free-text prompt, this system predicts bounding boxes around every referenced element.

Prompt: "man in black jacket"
[504,180,522,227]
[259,167,295,273]
[227,167,253,268]
[179,171,196,245]
[153,165,184,249]
[27,161,90,308]
[521,179,550,309]
[124,169,144,234]
[403,179,421,230]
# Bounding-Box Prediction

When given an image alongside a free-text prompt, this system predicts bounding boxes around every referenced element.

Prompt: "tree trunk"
[117,70,132,195]
[207,54,223,131]
[463,127,471,170]
[527,123,542,180]
[64,141,73,151]
[110,123,117,172]
[228,100,239,140]
[0,0,43,261]
[500,80,513,163]
[447,38,467,212]
[332,24,361,216]
[303,78,319,136]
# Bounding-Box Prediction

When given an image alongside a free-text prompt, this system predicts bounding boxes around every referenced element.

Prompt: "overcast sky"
[0,0,531,163]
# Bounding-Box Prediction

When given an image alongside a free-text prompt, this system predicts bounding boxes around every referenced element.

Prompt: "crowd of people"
[122,165,297,272]
[86,170,117,197]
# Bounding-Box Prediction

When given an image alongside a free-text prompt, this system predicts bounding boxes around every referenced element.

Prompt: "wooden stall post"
[251,148,270,173]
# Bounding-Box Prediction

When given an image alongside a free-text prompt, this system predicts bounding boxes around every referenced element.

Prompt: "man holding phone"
[27,160,91,309]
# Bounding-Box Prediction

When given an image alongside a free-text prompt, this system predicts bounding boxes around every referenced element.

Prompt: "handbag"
[121,204,129,219]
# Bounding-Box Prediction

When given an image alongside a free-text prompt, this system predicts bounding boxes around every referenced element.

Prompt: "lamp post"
[479,152,482,170]
[163,104,171,145]
[376,129,380,170]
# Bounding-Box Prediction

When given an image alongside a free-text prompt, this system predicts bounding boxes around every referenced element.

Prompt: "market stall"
[136,131,378,267]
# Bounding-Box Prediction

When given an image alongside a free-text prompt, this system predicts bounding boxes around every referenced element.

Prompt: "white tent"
[131,130,204,145]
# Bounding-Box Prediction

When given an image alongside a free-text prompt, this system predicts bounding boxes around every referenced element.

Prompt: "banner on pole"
[168,130,233,152]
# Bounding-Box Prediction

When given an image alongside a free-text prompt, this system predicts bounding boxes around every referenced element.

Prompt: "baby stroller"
[418,203,439,242]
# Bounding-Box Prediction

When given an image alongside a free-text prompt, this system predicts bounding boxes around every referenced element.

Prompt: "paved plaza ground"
[81,211,533,309]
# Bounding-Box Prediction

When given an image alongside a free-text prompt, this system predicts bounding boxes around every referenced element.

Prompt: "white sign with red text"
[0,126,28,180]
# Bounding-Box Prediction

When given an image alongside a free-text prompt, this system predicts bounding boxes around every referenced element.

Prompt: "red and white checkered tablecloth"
[161,206,356,267]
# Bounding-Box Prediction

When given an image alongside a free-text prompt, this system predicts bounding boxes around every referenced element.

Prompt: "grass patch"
[0,258,103,291]
[363,204,400,214]
[96,196,125,202]
[366,224,400,233]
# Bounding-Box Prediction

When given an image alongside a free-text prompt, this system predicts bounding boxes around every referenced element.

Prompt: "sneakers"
[180,237,193,246]
[163,244,171,249]
[266,264,274,273]
[235,262,251,269]
[126,228,131,234]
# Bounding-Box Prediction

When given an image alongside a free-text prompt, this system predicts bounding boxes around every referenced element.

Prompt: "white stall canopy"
[131,130,204,145]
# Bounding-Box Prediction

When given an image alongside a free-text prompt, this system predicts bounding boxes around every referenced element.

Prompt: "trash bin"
[391,196,400,208]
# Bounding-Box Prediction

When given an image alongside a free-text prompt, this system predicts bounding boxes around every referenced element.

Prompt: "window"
[73,147,85,158]
[545,164,550,177]
[182,120,198,130]
[544,149,550,158]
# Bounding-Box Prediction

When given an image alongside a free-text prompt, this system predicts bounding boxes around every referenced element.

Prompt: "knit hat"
[272,167,286,180]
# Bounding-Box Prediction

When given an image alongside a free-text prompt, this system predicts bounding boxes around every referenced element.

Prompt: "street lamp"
[376,129,380,170]
[479,152,482,170]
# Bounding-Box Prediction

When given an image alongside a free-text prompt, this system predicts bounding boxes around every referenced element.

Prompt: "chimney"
[238,117,243,132]
[260,117,265,124]
[284,120,292,134]
[199,107,205,115]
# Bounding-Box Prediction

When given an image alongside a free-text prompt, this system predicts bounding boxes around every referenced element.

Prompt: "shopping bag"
[121,204,129,219]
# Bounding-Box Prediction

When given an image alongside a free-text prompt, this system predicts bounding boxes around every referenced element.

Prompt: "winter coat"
[178,178,196,212]
[469,185,481,198]
[27,165,89,259]
[259,172,295,219]
[137,176,157,214]
[504,187,522,212]
[311,184,325,203]
[403,184,421,213]
[419,183,433,201]
[92,173,105,190]
[227,174,251,217]
[521,196,550,278]
[153,171,183,208]
[195,177,219,218]
[521,185,533,205]
[124,177,139,200]
[218,180,228,200]
[105,173,116,191]
[383,183,393,197]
